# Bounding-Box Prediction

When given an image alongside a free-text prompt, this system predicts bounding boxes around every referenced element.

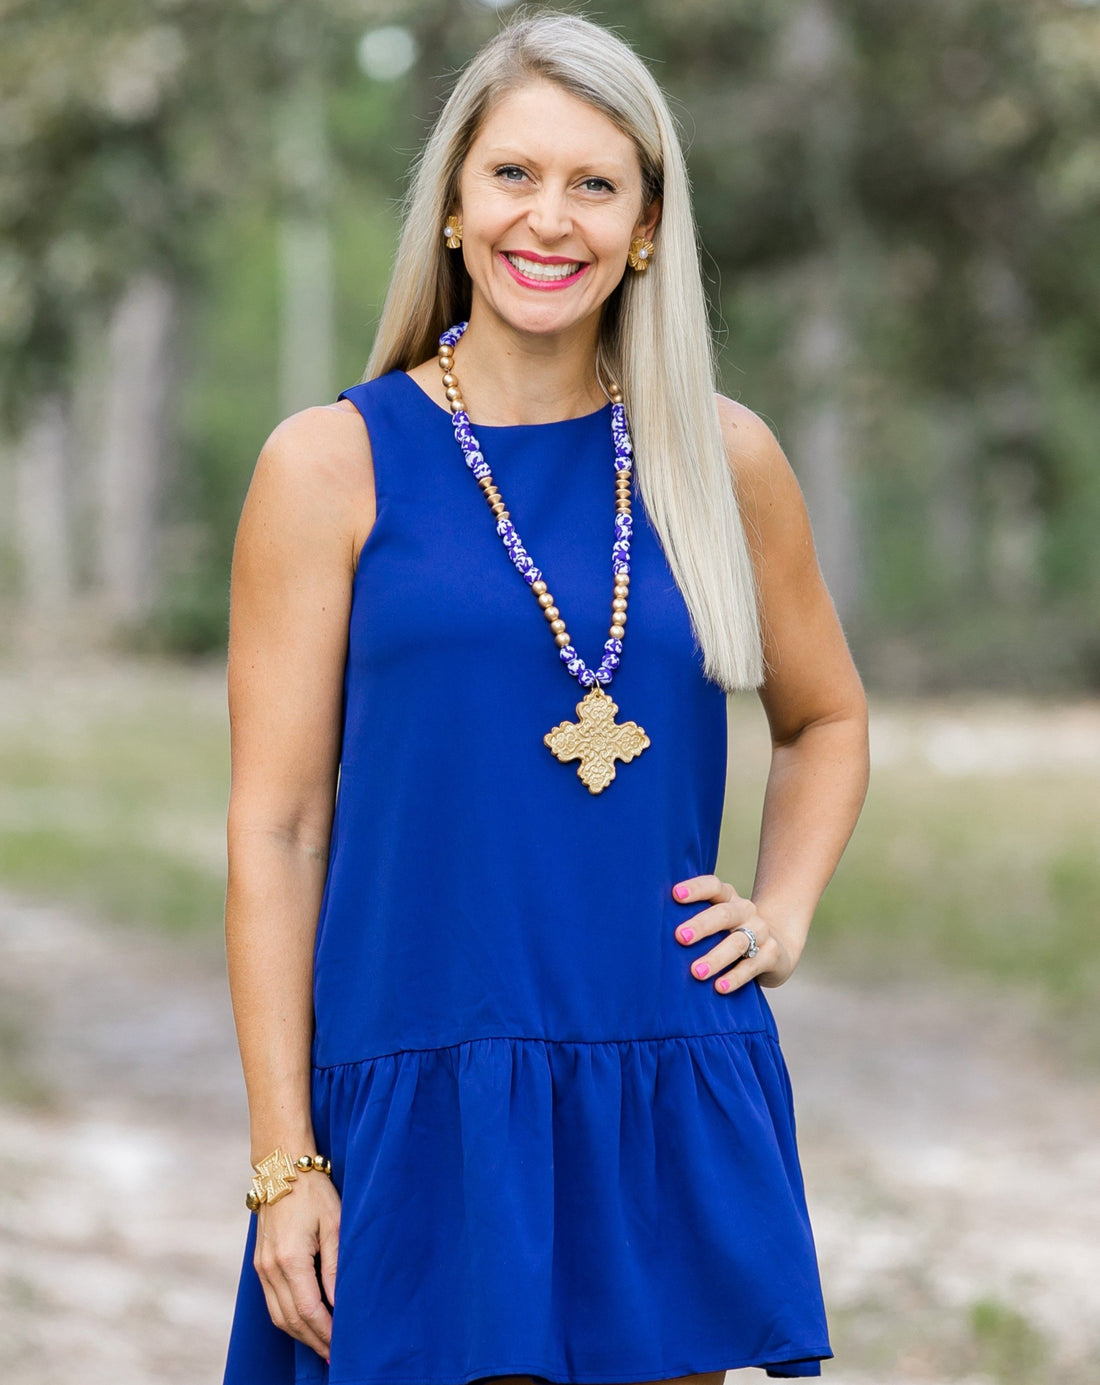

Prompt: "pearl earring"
[443,215,463,249]
[627,236,655,272]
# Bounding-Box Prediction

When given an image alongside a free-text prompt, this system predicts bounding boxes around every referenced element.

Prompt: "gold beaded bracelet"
[245,1146,333,1212]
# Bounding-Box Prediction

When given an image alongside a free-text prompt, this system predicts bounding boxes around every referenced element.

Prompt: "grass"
[0,658,229,939]
[824,1291,1065,1385]
[719,693,1100,1055]
[968,1297,1050,1384]
[1,659,1099,1049]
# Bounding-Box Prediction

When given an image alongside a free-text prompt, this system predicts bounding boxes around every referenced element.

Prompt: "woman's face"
[454,80,660,342]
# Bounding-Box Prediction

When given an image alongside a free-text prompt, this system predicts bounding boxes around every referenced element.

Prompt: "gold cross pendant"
[544,684,651,794]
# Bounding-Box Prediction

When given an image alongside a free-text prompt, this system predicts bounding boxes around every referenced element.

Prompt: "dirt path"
[2,890,1098,1385]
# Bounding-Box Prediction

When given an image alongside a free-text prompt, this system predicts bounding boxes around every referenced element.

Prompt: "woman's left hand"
[671,875,799,992]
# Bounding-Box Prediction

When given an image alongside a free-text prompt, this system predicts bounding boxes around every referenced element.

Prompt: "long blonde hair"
[363,9,763,692]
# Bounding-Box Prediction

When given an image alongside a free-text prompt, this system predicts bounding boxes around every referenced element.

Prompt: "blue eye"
[583,177,614,193]
[495,165,526,181]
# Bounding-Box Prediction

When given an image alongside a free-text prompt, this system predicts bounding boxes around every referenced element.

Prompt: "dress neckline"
[396,368,614,432]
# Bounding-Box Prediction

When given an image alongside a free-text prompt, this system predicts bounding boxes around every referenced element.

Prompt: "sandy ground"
[2,890,1099,1385]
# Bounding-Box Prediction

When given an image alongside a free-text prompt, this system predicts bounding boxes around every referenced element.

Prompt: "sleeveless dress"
[222,368,832,1384]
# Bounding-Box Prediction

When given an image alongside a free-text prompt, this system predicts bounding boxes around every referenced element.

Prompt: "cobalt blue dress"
[222,368,832,1384]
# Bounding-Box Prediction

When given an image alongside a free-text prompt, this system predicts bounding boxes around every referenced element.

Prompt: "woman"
[222,11,868,1385]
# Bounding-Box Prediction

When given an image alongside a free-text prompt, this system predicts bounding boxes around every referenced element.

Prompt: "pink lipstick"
[498,251,591,292]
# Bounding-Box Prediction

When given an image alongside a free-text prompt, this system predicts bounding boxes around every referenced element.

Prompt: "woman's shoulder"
[713,392,783,472]
[245,400,376,564]
[256,398,373,497]
[712,391,803,524]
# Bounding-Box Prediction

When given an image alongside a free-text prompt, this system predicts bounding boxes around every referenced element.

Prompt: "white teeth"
[505,253,583,281]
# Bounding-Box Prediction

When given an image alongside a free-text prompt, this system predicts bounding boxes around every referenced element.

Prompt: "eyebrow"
[479,147,631,176]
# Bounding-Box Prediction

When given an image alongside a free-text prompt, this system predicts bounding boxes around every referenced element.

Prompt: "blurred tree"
[0,0,372,642]
[642,0,1100,687]
[1,0,1097,688]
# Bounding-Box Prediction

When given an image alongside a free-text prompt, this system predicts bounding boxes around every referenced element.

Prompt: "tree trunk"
[788,267,862,619]
[11,392,73,652]
[94,271,178,627]
[275,61,334,415]
[778,0,865,620]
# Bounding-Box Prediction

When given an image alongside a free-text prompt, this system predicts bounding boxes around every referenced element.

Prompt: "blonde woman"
[222,11,868,1384]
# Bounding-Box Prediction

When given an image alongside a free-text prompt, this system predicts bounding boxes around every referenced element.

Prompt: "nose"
[525,184,572,243]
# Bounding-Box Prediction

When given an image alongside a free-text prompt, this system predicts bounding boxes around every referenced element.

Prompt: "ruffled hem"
[223,1031,831,1385]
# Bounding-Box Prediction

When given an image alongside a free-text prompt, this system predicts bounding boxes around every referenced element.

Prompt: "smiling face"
[453,80,660,342]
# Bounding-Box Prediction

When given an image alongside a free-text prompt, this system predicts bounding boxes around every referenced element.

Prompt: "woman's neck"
[446,312,608,426]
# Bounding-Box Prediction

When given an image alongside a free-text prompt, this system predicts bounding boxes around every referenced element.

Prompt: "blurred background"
[1,1,1098,1382]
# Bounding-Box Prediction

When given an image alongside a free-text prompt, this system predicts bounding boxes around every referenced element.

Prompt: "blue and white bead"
[440,321,635,692]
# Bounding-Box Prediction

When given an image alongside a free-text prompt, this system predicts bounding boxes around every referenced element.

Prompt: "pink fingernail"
[673,885,689,900]
[719,978,730,992]
[693,960,709,978]
[679,927,694,943]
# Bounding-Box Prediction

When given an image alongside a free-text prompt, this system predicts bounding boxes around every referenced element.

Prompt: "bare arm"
[224,398,373,1356]
[672,395,869,989]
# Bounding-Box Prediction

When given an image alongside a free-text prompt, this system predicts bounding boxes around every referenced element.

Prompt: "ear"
[634,195,662,243]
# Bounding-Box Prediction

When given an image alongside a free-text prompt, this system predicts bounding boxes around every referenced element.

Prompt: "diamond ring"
[733,925,759,959]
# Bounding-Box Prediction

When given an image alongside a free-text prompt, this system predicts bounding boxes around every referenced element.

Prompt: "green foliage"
[3,0,1099,684]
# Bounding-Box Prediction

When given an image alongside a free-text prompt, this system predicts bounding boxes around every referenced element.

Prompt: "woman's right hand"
[253,1173,342,1360]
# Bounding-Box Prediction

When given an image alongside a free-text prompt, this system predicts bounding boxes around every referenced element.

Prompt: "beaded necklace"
[437,321,650,794]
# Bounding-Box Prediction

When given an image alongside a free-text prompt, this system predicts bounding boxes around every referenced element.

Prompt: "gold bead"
[614,584,628,599]
[543,606,559,621]
[610,623,625,639]
[537,592,554,608]
[490,502,506,517]
[445,386,462,402]
[497,509,510,520]
[296,1155,313,1171]
[477,476,493,489]
[616,572,630,584]
[531,580,548,595]
[555,631,572,647]
[442,372,457,388]
[438,346,452,360]
[613,610,627,624]
[449,398,465,413]
[612,597,627,612]
[550,619,566,634]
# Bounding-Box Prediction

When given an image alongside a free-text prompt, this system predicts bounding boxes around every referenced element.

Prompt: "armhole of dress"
[337,383,386,573]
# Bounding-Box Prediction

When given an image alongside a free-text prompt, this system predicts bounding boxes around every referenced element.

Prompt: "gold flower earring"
[443,214,463,249]
[627,236,655,272]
